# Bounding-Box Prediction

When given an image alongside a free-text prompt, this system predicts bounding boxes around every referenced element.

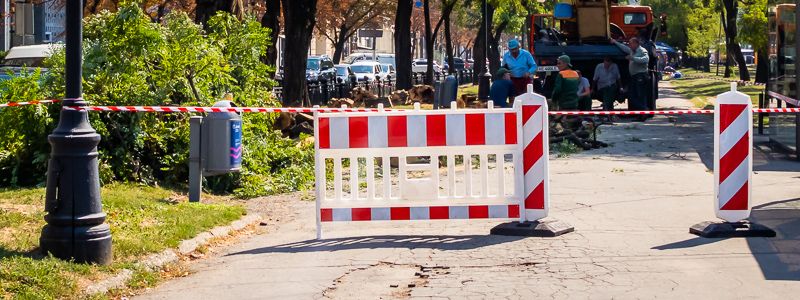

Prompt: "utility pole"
[478,0,491,100]
[39,0,112,265]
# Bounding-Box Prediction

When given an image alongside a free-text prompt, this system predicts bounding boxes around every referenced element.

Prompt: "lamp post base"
[40,223,112,265]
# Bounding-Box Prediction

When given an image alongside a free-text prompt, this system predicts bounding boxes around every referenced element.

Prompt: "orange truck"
[529,0,665,106]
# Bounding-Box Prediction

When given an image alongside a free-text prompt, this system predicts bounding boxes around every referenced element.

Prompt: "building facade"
[0,0,65,52]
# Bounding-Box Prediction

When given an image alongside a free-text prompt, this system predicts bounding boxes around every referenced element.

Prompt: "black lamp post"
[39,0,112,265]
[477,0,491,100]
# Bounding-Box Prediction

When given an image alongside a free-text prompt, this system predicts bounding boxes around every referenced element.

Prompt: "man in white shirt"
[593,56,621,112]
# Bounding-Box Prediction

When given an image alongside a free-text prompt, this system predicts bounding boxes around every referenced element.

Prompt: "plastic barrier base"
[490,220,574,237]
[689,221,776,238]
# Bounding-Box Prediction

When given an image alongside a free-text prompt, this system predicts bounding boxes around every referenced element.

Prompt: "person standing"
[593,57,621,112]
[612,37,650,116]
[502,39,537,96]
[577,70,592,111]
[551,55,580,111]
[489,68,515,108]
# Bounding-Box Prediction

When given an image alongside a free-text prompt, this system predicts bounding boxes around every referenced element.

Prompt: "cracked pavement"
[136,82,800,299]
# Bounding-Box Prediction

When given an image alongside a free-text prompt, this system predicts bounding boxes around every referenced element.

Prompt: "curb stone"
[84,214,262,296]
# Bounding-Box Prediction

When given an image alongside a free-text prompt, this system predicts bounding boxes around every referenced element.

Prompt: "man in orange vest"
[551,55,580,111]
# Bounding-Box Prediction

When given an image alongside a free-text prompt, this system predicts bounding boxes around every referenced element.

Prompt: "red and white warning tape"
[753,108,800,113]
[62,106,407,113]
[0,99,60,108]
[550,109,714,115]
[60,106,800,115]
[767,91,800,107]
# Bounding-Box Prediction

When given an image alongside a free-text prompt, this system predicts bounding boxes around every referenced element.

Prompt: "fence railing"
[272,70,476,105]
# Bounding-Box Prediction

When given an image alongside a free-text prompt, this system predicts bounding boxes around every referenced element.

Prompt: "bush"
[0,4,314,198]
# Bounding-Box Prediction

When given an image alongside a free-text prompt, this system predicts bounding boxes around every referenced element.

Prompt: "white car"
[334,64,355,84]
[345,53,395,68]
[411,58,443,74]
[349,61,383,82]
[0,44,63,80]
[379,64,395,80]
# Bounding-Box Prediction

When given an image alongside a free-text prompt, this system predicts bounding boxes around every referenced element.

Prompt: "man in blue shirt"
[490,68,515,107]
[502,39,537,96]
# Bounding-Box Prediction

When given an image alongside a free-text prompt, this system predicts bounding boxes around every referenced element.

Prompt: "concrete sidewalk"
[137,82,800,299]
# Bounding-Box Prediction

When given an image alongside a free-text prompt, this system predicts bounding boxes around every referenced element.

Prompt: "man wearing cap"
[551,55,580,111]
[490,68,515,108]
[502,39,537,96]
[611,37,650,114]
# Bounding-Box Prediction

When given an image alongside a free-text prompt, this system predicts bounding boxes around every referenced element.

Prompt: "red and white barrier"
[714,83,753,222]
[313,89,550,237]
[519,86,549,222]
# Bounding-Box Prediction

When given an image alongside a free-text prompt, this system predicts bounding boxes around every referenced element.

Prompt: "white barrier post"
[690,83,775,238]
[490,84,574,237]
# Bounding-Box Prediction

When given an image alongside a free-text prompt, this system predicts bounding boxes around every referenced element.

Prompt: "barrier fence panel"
[313,95,546,237]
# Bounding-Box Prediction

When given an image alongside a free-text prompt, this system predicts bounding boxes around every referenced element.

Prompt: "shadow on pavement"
[748,198,800,281]
[227,235,525,255]
[650,199,800,281]
[753,144,800,172]
[650,237,728,250]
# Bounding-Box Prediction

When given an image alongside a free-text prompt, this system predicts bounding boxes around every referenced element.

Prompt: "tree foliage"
[0,3,314,197]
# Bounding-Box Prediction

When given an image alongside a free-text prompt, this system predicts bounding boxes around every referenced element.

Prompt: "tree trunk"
[755,47,768,84]
[472,2,490,85]
[195,0,232,26]
[332,24,351,64]
[281,0,318,107]
[488,17,505,78]
[423,0,435,85]
[444,12,455,74]
[722,0,750,81]
[395,0,414,90]
[261,0,281,67]
[332,35,349,64]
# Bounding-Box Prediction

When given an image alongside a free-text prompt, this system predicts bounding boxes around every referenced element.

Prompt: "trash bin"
[202,100,243,176]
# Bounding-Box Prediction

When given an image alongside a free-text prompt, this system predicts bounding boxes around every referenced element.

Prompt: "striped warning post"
[518,85,549,222]
[714,83,753,223]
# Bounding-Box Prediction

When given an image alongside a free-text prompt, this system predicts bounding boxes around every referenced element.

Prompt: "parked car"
[379,63,395,79]
[464,59,474,70]
[345,53,395,68]
[350,61,383,82]
[444,57,466,71]
[306,56,336,83]
[0,44,63,80]
[334,64,355,84]
[411,58,443,74]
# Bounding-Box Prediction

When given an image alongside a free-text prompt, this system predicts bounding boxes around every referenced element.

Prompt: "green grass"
[0,183,246,299]
[670,68,765,109]
[552,140,582,158]
[457,84,479,99]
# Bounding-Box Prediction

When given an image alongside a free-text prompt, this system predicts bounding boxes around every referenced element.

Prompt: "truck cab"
[609,5,654,41]
[528,0,661,107]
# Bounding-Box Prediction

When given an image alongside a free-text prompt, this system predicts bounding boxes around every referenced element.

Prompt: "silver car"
[334,64,355,84]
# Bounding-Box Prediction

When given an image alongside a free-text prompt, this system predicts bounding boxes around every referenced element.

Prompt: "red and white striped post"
[714,83,753,222]
[491,84,573,237]
[519,84,550,222]
[691,83,775,238]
